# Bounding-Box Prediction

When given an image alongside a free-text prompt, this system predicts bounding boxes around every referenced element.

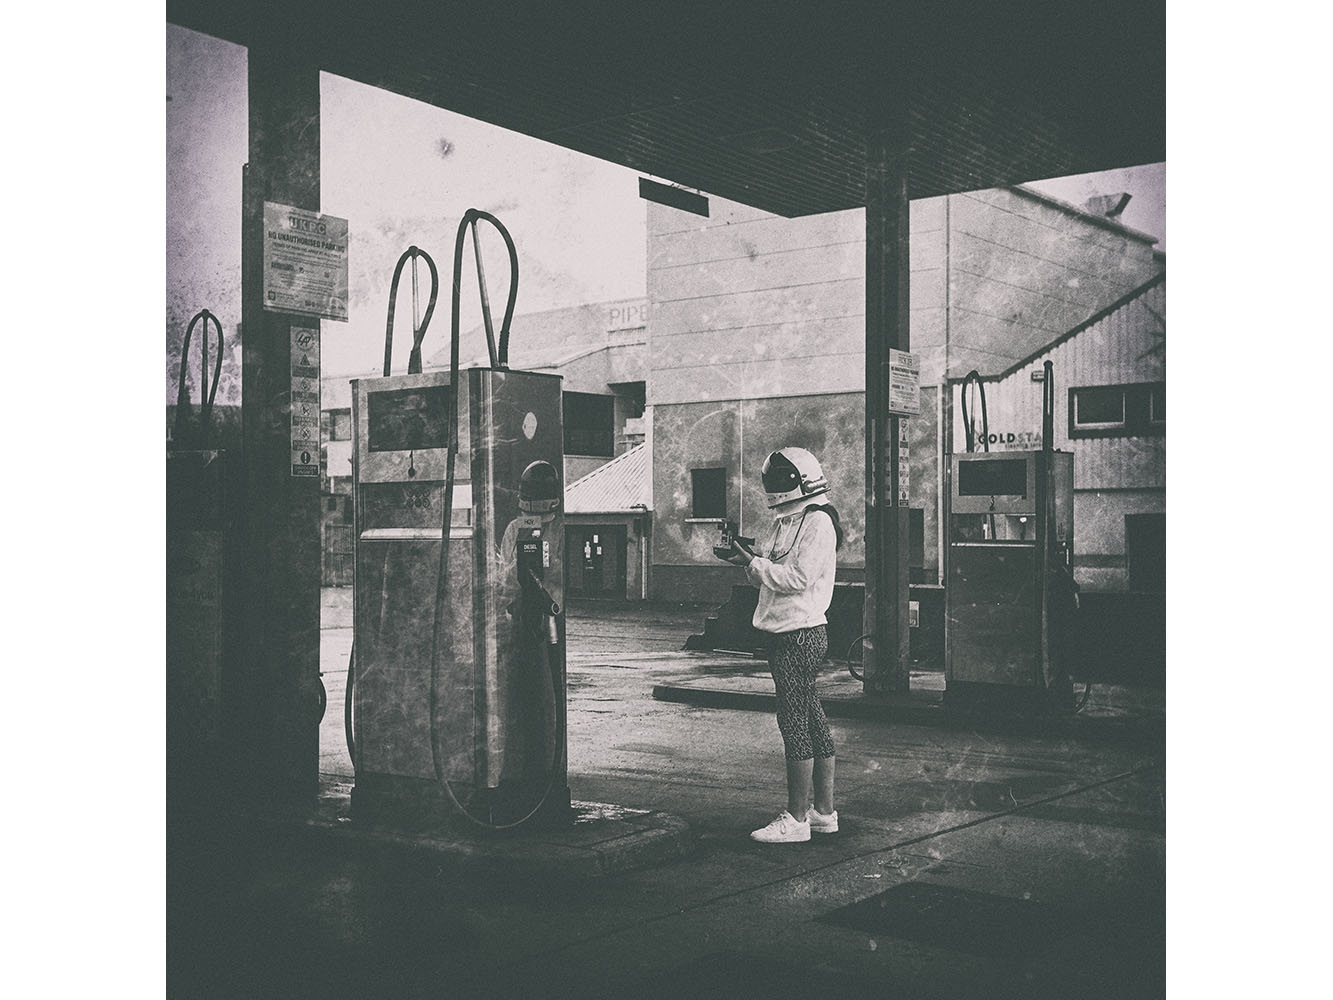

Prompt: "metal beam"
[235,34,323,809]
[862,48,912,695]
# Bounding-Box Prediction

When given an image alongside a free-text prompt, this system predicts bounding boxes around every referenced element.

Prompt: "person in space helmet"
[716,446,843,843]
[760,446,829,509]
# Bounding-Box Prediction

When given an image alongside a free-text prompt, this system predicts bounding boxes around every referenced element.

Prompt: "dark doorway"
[566,525,628,598]
[1126,512,1165,593]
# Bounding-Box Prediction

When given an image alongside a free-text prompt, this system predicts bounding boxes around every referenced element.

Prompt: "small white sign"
[263,203,349,321]
[888,349,920,416]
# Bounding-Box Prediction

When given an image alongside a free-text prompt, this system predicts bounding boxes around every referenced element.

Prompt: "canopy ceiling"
[166,1,1165,218]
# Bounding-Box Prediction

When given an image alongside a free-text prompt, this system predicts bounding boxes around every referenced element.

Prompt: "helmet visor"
[761,452,801,496]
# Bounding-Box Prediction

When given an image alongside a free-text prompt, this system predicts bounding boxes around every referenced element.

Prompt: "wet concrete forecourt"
[168,593,1165,999]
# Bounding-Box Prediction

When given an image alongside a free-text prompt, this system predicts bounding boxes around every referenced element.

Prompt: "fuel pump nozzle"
[516,459,564,646]
[519,566,562,645]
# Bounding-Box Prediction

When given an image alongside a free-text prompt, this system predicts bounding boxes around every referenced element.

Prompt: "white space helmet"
[761,447,829,509]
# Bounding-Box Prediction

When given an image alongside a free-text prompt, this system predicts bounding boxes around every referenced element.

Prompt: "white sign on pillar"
[887,348,920,416]
[263,203,349,321]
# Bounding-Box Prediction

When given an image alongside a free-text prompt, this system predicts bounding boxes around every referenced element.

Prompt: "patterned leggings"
[768,625,835,761]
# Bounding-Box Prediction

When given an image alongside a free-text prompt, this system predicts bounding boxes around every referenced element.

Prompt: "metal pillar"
[861,56,912,695]
[234,38,323,809]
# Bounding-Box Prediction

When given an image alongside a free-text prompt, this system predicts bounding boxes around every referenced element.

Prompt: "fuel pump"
[167,309,236,801]
[344,245,441,769]
[944,361,1076,712]
[349,212,569,829]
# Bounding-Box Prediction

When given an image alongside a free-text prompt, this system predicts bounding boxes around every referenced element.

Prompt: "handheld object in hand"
[713,520,754,559]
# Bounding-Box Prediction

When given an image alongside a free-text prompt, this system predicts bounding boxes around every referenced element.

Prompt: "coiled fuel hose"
[959,368,997,539]
[959,369,989,454]
[429,209,564,829]
[174,309,222,450]
[382,246,439,377]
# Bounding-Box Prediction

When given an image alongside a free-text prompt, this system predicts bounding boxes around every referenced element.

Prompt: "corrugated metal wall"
[951,279,1164,491]
[949,278,1165,590]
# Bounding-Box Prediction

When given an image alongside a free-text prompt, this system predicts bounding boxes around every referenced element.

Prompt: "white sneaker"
[807,807,839,834]
[750,810,811,843]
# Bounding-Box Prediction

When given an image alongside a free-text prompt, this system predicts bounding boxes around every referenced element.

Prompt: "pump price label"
[291,325,321,477]
[263,203,349,322]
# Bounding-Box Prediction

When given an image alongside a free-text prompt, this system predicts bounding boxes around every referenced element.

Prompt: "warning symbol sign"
[290,324,321,477]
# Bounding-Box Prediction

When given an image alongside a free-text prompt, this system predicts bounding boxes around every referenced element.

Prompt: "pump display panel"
[958,457,1027,498]
[353,373,466,486]
[950,452,1038,516]
[367,385,453,453]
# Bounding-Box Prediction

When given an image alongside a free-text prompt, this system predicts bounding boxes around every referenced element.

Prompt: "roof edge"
[1008,183,1162,247]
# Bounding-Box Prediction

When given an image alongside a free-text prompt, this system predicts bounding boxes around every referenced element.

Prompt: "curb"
[290,792,699,880]
[651,683,943,728]
[651,683,1165,746]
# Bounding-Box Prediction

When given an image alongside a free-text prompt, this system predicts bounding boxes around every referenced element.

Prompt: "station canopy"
[166,1,1165,218]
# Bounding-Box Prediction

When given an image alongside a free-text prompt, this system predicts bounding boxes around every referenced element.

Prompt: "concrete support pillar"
[233,38,322,810]
[862,59,912,695]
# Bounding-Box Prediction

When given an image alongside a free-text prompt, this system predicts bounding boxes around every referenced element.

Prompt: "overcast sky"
[167,25,649,389]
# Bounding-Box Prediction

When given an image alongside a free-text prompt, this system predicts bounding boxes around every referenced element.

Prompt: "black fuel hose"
[959,369,988,453]
[459,210,520,368]
[844,632,870,682]
[428,209,560,829]
[1074,680,1093,713]
[383,246,439,376]
[174,309,222,449]
[959,368,997,537]
[344,638,358,768]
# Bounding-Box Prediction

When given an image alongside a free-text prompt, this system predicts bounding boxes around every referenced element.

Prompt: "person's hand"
[722,540,754,566]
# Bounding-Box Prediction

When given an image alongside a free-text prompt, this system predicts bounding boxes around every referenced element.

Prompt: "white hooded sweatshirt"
[745,496,838,634]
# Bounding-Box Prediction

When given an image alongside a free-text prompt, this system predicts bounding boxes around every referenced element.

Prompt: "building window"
[564,392,615,457]
[1069,383,1165,439]
[691,468,727,520]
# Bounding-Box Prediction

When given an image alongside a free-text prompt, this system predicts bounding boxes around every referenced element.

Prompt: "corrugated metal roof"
[565,444,650,515]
